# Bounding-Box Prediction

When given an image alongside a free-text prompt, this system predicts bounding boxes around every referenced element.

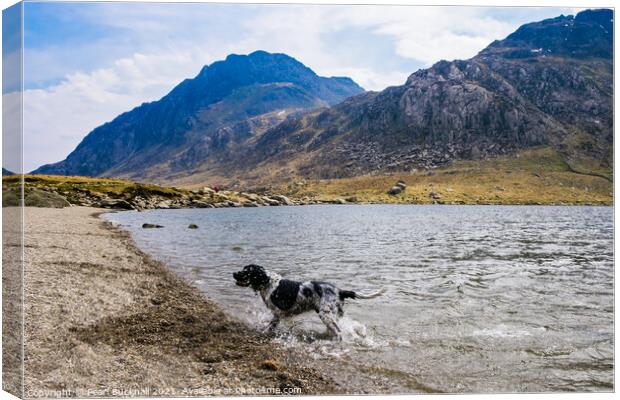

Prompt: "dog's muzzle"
[233,272,250,287]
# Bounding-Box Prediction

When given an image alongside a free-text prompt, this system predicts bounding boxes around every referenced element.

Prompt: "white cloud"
[2,91,22,173]
[318,6,578,66]
[369,8,512,64]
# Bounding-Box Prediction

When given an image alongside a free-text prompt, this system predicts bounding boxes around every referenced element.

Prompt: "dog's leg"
[318,309,342,340]
[265,314,280,333]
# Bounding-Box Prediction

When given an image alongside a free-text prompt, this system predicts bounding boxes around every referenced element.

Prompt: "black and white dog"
[233,264,383,338]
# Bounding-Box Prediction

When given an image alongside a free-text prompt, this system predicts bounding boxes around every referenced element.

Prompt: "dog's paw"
[260,326,278,337]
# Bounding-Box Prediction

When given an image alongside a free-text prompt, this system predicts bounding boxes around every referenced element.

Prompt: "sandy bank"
[19,206,339,397]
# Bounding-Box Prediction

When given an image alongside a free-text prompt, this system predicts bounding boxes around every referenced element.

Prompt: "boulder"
[242,193,259,202]
[271,194,293,205]
[10,188,72,208]
[133,198,147,209]
[142,223,163,229]
[262,197,281,206]
[387,186,403,195]
[429,191,442,200]
[215,193,230,201]
[97,198,135,210]
[155,201,171,209]
[188,224,199,229]
[192,200,213,208]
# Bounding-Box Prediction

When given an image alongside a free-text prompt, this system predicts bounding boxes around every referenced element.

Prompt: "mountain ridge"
[33,50,364,177]
[202,7,612,185]
[34,9,613,188]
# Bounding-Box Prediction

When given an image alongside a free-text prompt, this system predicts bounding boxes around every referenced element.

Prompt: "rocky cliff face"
[219,8,612,182]
[33,51,364,177]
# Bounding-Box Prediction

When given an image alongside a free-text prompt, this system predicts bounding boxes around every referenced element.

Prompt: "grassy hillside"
[3,175,184,203]
[276,148,613,205]
[3,148,612,207]
[2,174,249,209]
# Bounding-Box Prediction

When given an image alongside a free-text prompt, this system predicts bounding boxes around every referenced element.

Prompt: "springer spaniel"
[233,264,383,339]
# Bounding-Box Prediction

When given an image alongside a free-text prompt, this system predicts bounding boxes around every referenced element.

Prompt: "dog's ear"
[248,265,270,290]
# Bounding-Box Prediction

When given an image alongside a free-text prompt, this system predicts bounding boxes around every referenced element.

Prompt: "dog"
[233,264,383,339]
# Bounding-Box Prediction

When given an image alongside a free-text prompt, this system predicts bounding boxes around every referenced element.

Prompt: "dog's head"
[233,264,271,290]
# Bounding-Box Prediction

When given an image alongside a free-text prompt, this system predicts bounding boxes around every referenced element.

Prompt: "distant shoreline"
[2,148,613,212]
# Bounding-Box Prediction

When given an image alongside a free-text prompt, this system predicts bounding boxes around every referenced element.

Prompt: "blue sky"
[5,1,582,172]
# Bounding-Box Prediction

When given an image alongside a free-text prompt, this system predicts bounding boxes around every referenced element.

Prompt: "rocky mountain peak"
[167,50,362,110]
[481,8,612,60]
[33,51,364,177]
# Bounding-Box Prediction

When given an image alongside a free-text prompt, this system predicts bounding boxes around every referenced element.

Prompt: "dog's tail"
[339,288,385,300]
[339,290,357,300]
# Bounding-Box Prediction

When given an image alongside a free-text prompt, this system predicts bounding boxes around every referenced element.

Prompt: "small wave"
[472,325,545,338]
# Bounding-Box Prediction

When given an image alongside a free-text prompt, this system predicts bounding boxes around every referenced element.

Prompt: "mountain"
[208,8,611,184]
[35,9,612,188]
[33,51,364,177]
[2,168,15,176]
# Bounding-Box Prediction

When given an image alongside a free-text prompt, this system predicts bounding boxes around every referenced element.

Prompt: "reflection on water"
[105,205,613,392]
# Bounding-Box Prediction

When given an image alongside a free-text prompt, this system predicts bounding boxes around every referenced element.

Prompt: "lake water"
[104,205,614,393]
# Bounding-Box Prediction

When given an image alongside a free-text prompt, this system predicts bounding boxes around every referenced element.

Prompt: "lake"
[104,205,614,393]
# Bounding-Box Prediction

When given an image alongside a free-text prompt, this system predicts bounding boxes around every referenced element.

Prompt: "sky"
[3,1,583,172]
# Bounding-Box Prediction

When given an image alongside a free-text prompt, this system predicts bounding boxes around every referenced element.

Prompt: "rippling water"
[104,205,614,393]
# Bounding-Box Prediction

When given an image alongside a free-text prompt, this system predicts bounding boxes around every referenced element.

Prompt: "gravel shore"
[18,206,339,397]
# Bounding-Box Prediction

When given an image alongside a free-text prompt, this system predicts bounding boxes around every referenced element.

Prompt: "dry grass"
[2,174,252,206]
[280,148,613,205]
[3,174,185,198]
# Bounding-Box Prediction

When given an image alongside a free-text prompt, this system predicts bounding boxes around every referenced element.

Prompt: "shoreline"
[2,166,613,213]
[20,206,342,396]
